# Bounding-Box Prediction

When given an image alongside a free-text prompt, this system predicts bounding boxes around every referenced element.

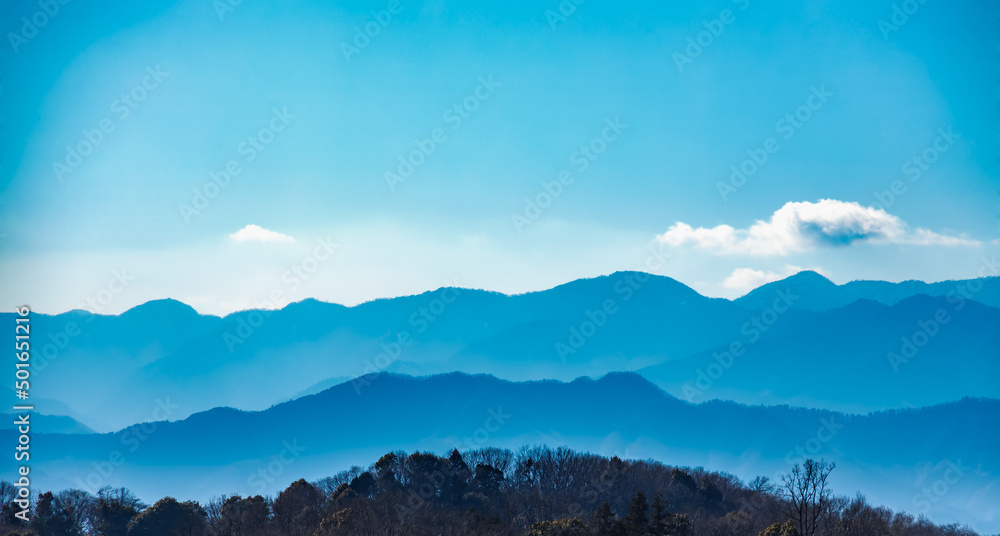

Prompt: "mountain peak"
[539,271,701,299]
[735,270,840,311]
[120,298,201,319]
[784,270,836,286]
[283,297,348,312]
[592,371,676,398]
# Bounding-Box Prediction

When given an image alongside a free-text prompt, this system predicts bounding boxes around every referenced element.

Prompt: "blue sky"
[0,0,996,314]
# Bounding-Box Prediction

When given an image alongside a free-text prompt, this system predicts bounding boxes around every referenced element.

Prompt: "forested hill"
[11,372,998,532]
[3,446,984,536]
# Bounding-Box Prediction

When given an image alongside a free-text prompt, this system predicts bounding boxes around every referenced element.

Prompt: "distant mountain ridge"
[54,269,1000,318]
[0,411,93,434]
[5,271,998,431]
[639,293,1000,413]
[736,270,1000,310]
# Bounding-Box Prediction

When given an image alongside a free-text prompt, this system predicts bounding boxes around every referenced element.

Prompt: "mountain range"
[6,270,998,431]
[13,372,998,533]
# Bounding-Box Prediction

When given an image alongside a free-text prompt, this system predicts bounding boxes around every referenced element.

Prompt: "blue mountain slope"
[736,270,1000,310]
[16,373,999,532]
[638,295,1000,411]
[0,412,94,434]
[4,271,997,431]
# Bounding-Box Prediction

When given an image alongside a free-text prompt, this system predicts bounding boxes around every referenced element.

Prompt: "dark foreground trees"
[127,498,206,536]
[779,459,835,536]
[0,449,984,536]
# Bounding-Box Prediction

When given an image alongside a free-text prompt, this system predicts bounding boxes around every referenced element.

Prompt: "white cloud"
[721,264,826,292]
[656,199,979,255]
[906,228,981,247]
[228,224,295,243]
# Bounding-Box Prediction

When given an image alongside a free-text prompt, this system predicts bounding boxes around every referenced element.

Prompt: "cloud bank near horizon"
[655,200,980,256]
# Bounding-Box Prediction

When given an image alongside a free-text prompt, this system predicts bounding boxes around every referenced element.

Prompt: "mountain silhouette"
[737,270,1000,310]
[15,372,998,532]
[6,271,997,431]
[640,294,1000,412]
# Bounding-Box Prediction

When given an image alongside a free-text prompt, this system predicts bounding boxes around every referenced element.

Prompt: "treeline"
[0,446,985,536]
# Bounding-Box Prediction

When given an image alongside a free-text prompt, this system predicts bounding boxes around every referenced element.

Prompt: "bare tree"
[0,481,22,526]
[750,476,775,494]
[779,459,836,536]
[56,489,97,535]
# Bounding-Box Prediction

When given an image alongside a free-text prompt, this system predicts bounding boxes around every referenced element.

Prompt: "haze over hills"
[5,271,997,531]
[12,372,998,533]
[639,294,1000,413]
[6,270,998,431]
[5,1,996,535]
[736,270,1000,311]
[0,412,93,434]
